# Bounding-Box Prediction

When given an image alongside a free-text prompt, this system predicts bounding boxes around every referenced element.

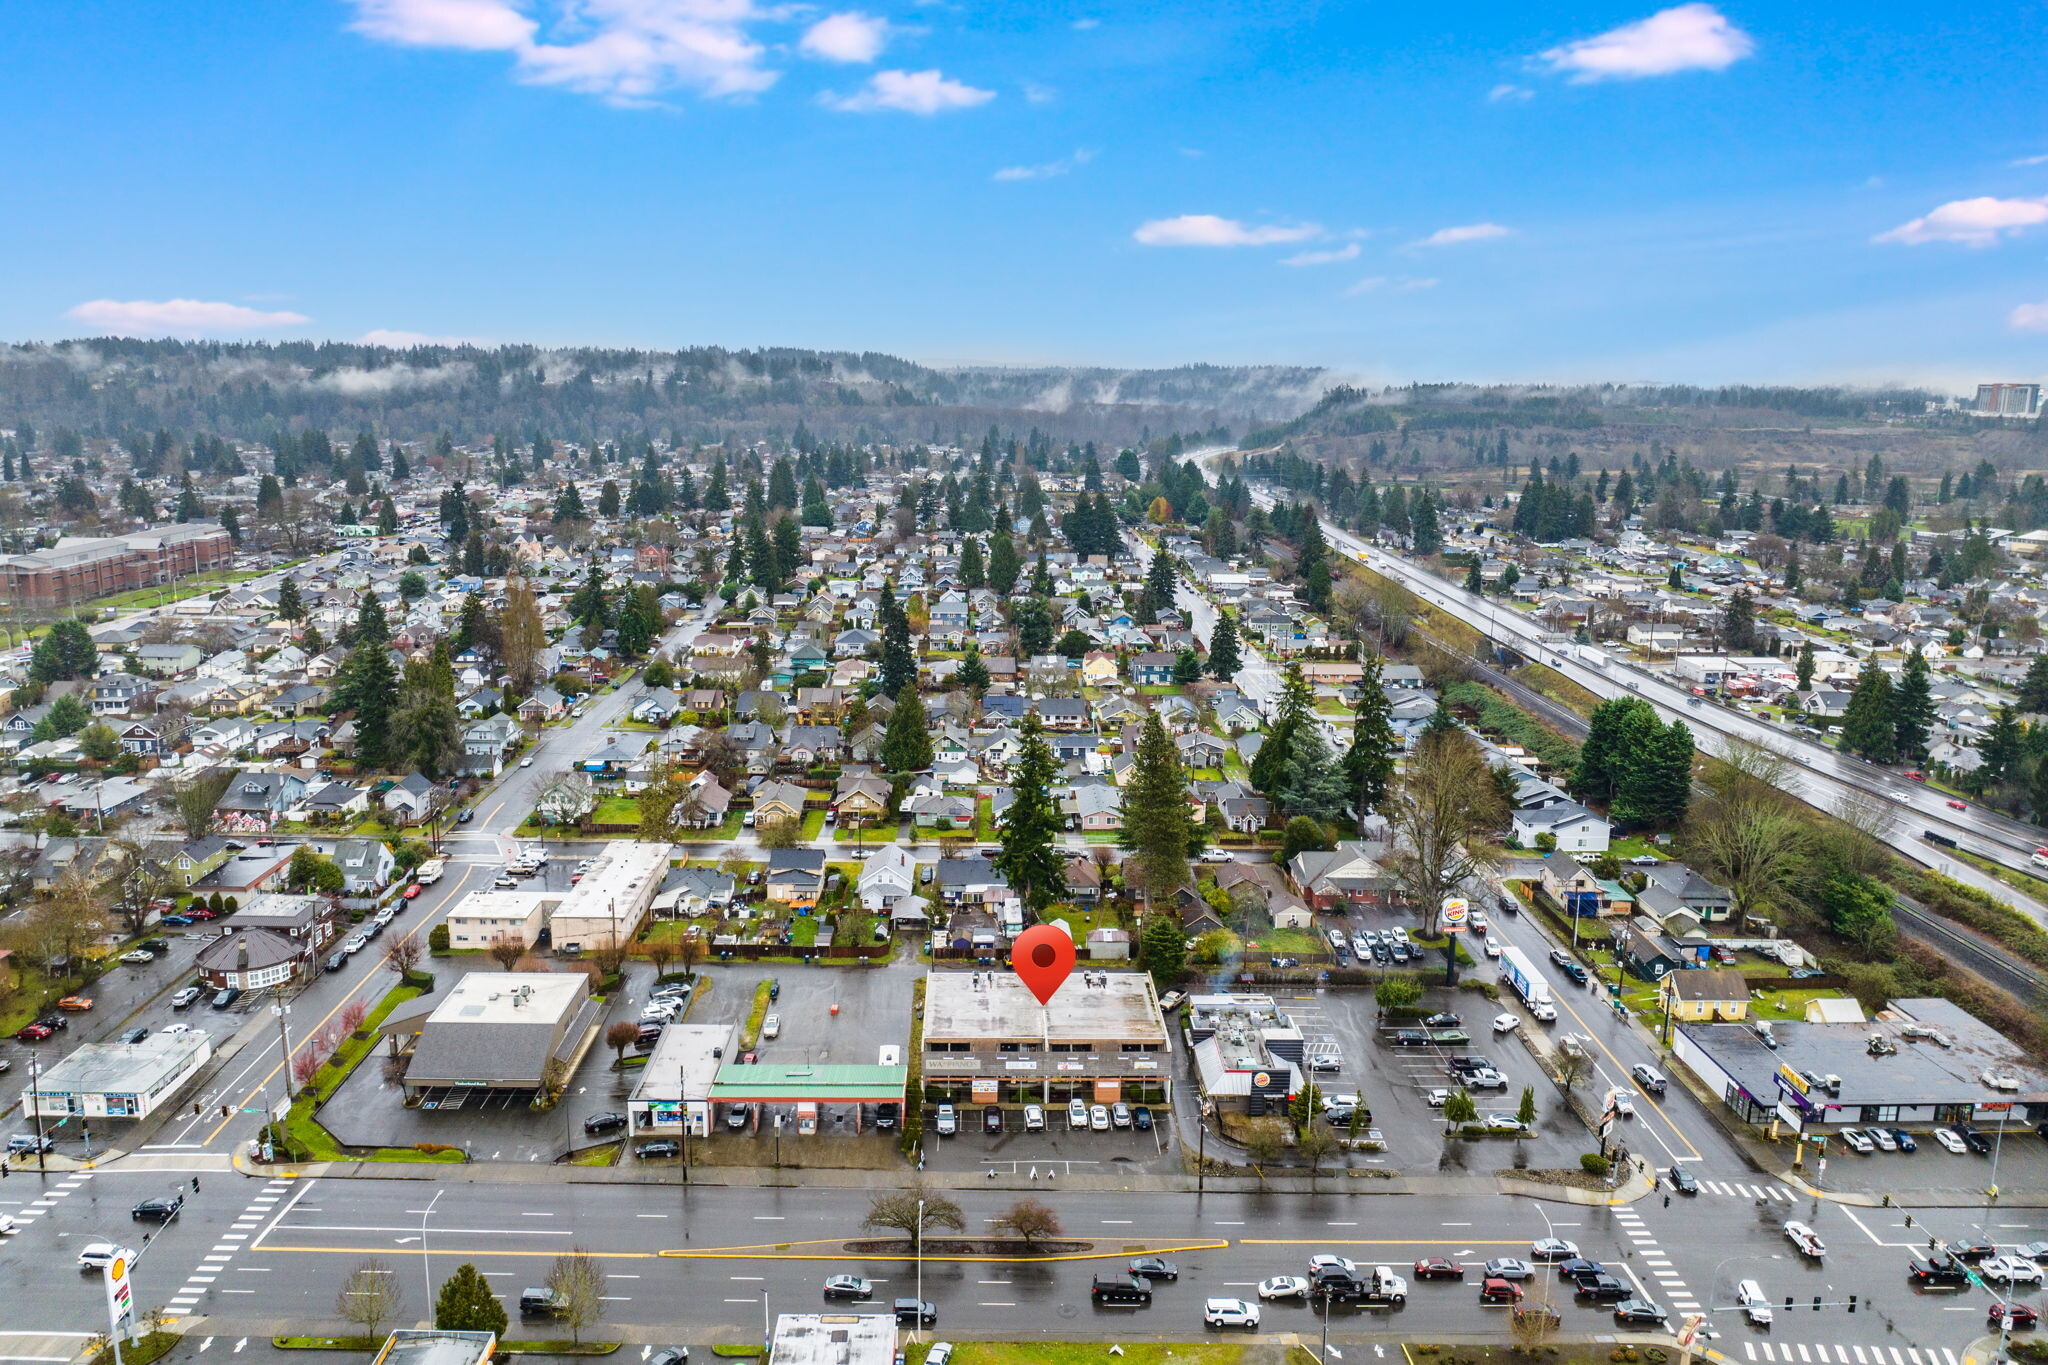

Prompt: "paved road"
[1228,475,2048,927]
[2,1164,2038,1356]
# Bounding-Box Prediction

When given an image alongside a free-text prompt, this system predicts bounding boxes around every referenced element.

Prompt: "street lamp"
[417,1188,445,1312]
[913,1198,925,1344]
[26,1057,48,1177]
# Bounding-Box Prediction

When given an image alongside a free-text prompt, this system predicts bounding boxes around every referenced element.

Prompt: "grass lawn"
[0,964,82,1036]
[790,916,819,947]
[1137,684,1186,696]
[739,980,772,1050]
[676,810,746,842]
[1188,767,1226,782]
[592,795,641,826]
[84,569,268,614]
[1607,835,1666,862]
[570,1142,621,1167]
[1044,903,1122,937]
[908,1349,1248,1365]
[1245,926,1326,956]
[800,809,827,840]
[1749,986,1844,1019]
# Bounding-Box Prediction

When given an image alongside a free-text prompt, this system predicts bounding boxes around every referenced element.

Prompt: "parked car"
[13,1024,53,1042]
[1492,1013,1520,1034]
[1530,1239,1579,1261]
[1991,1303,2040,1329]
[1111,1103,1132,1129]
[893,1299,937,1327]
[583,1112,628,1135]
[1133,1106,1154,1131]
[635,1139,681,1160]
[55,996,93,1012]
[1630,1064,1667,1095]
[117,1027,150,1045]
[1933,1127,1968,1154]
[1090,1104,1111,1131]
[1023,1104,1045,1132]
[1614,1299,1669,1327]
[76,1243,120,1270]
[934,1105,958,1136]
[1982,1256,2044,1285]
[1413,1258,1465,1280]
[983,1107,1003,1135]
[1067,1099,1089,1129]
[119,950,155,966]
[172,986,202,1009]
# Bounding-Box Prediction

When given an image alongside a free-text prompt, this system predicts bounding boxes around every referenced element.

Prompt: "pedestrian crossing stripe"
[1701,1180,1797,1200]
[1742,1346,1960,1365]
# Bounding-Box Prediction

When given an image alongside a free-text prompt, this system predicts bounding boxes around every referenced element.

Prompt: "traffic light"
[1849,1296,1858,1314]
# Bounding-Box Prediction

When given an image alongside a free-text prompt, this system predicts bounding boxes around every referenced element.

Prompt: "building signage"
[1252,1072,1271,1088]
[1439,898,1468,934]
[1776,1063,1809,1095]
[104,1247,136,1343]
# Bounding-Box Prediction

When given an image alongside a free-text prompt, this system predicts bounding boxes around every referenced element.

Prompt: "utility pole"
[27,1058,47,1177]
[269,1001,294,1148]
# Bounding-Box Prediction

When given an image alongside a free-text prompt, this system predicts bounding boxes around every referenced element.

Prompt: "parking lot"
[1795,1121,2048,1196]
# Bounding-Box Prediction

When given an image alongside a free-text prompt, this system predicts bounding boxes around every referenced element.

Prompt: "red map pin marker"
[1012,924,1076,1006]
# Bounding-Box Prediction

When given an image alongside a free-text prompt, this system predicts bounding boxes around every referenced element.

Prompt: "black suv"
[1091,1276,1153,1306]
[893,1299,937,1326]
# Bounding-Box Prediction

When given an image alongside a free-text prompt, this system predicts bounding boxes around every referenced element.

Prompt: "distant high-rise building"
[1974,382,2041,417]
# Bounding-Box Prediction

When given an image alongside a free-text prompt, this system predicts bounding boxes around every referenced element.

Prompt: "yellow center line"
[1549,966,1701,1164]
[660,1240,1231,1265]
[202,863,482,1146]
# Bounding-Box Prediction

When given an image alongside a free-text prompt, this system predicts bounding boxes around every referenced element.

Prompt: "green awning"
[709,1062,907,1103]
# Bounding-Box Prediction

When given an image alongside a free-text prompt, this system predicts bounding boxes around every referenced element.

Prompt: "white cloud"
[1414,222,1514,247]
[358,328,481,347]
[1132,215,1321,248]
[349,0,535,50]
[1281,243,1361,267]
[800,12,887,63]
[992,148,1094,182]
[1539,3,1754,82]
[1400,277,1439,290]
[2010,153,2048,167]
[345,0,778,106]
[66,298,309,337]
[1022,80,1057,104]
[1071,17,1100,29]
[1488,83,1533,102]
[1344,276,1388,295]
[1875,196,2048,247]
[2012,300,2048,332]
[1345,275,1435,296]
[823,68,994,113]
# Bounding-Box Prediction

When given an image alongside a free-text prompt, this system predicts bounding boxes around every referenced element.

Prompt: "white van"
[1736,1279,1773,1326]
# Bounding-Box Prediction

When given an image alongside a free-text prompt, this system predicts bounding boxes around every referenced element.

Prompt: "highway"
[1234,480,2048,927]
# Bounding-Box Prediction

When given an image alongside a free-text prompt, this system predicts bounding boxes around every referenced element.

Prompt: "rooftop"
[768,1314,898,1365]
[709,1063,908,1104]
[923,969,1166,1045]
[425,971,587,1027]
[21,1032,209,1096]
[446,888,560,921]
[371,1332,497,1365]
[632,1022,736,1105]
[1682,997,2048,1110]
[548,840,671,928]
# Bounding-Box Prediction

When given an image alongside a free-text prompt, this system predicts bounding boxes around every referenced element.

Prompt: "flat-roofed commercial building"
[1186,993,1303,1116]
[546,841,670,953]
[0,523,233,609]
[768,1315,897,1365]
[627,1022,735,1137]
[921,968,1170,1107]
[19,1032,212,1120]
[379,971,601,1101]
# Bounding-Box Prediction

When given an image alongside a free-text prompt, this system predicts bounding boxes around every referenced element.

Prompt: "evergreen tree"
[598,480,621,518]
[331,640,398,768]
[1977,704,2024,787]
[1795,639,1817,691]
[2017,653,2048,714]
[1138,909,1188,989]
[1721,589,1757,652]
[453,592,488,654]
[391,657,463,776]
[956,646,990,693]
[354,594,390,649]
[1615,718,1693,827]
[1893,646,1935,762]
[879,683,934,773]
[1572,697,1656,804]
[993,715,1066,914]
[1277,720,1347,821]
[553,481,588,522]
[275,577,305,622]
[1251,664,1316,797]
[1123,712,1193,898]
[1012,597,1054,656]
[1409,494,1442,556]
[1464,561,1483,593]
[1172,647,1203,685]
[1838,658,1897,763]
[987,533,1021,595]
[877,588,917,697]
[1206,611,1243,681]
[1295,512,1331,612]
[1140,545,1177,620]
[436,1264,509,1335]
[30,619,97,682]
[959,537,985,590]
[1342,653,1398,823]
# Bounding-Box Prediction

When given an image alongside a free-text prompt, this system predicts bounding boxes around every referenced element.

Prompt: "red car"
[1904,770,1925,781]
[1947,799,1967,810]
[186,908,219,921]
[13,1023,53,1042]
[1991,1303,2039,1329]
[1414,1258,1466,1280]
[403,884,423,900]
[1480,1277,1524,1303]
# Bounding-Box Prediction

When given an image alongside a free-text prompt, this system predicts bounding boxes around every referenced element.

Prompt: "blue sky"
[10,1,2048,388]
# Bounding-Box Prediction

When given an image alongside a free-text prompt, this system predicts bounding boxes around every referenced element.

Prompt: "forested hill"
[0,339,1326,447]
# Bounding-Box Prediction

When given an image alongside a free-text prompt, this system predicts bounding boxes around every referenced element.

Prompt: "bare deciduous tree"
[543,1249,607,1345]
[384,930,424,977]
[487,935,527,971]
[990,1197,1063,1247]
[862,1181,965,1249]
[336,1258,402,1340]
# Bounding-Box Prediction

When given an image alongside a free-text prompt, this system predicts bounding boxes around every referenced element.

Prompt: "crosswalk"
[1613,1203,1701,1314]
[0,1169,94,1226]
[1738,1344,1962,1365]
[164,1178,294,1318]
[1697,1180,1802,1201]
